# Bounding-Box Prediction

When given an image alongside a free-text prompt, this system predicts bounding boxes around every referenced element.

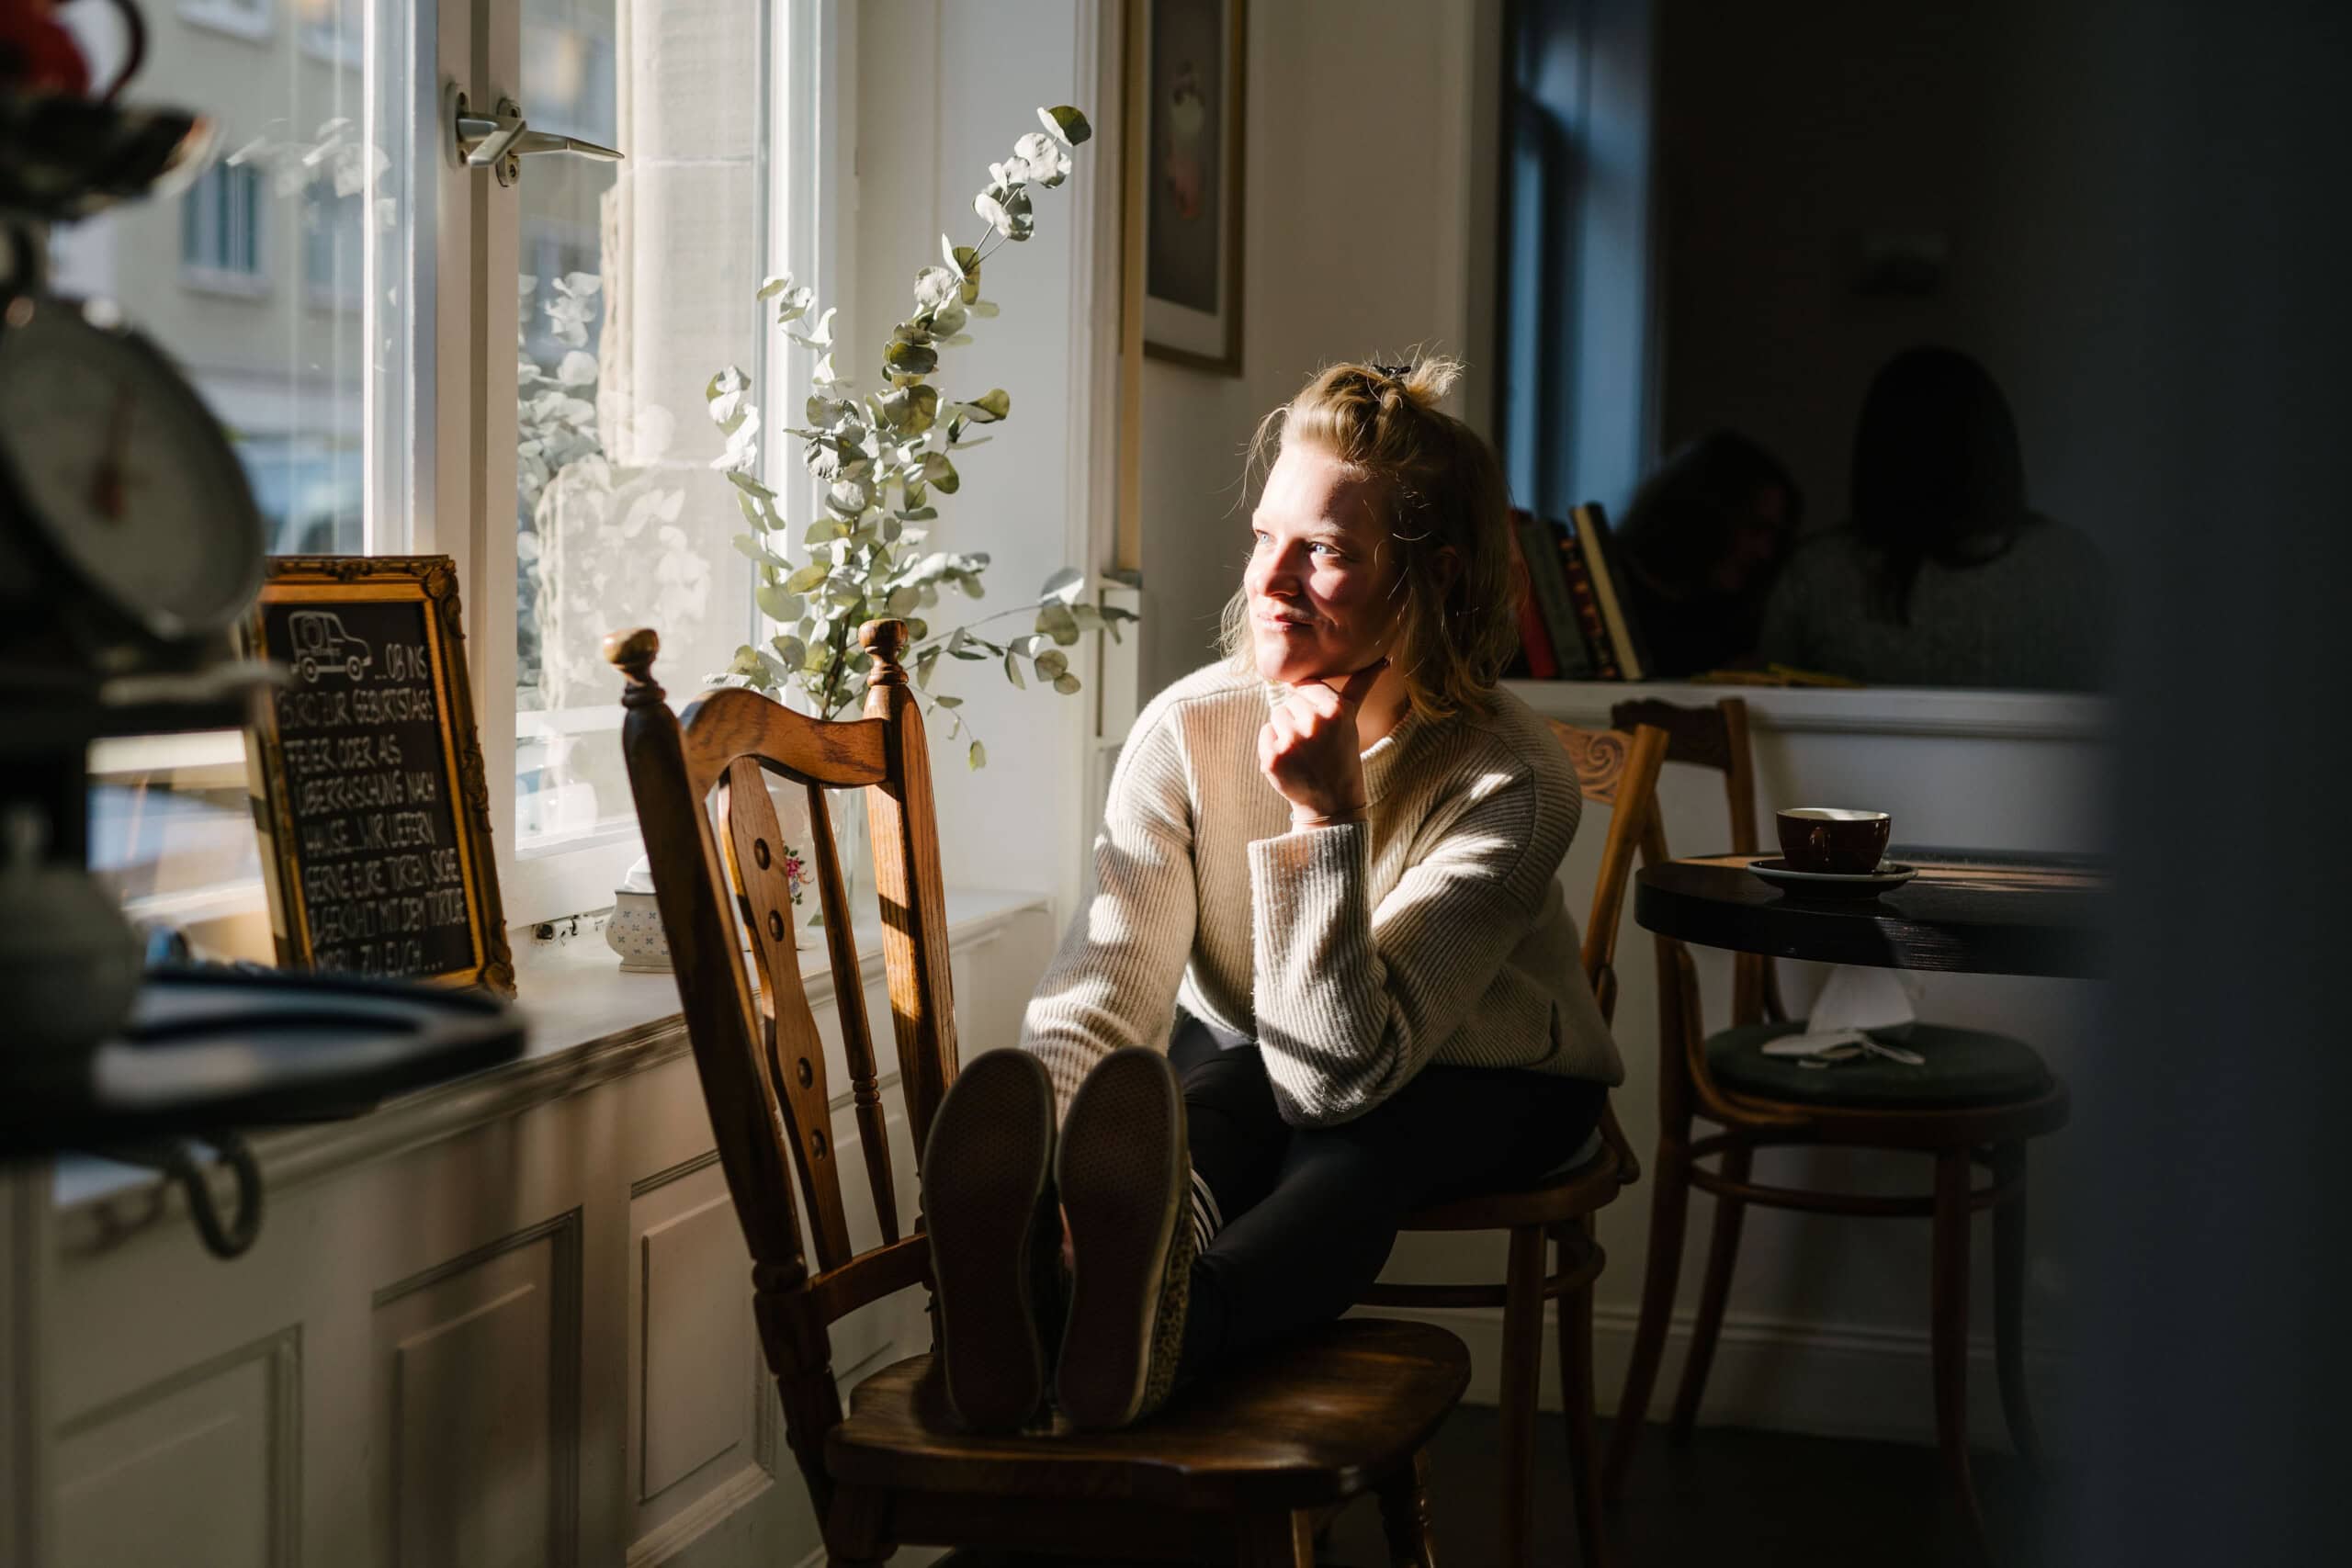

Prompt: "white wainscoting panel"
[628,1155,774,1561]
[53,1328,300,1568]
[375,1213,582,1568]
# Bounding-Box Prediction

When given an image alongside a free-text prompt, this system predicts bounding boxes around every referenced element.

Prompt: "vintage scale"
[0,9,521,1237]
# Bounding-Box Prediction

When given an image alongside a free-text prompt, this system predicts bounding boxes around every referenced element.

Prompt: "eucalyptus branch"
[706,105,1113,770]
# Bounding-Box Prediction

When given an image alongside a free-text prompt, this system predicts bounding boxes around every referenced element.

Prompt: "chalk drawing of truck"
[288,611,375,683]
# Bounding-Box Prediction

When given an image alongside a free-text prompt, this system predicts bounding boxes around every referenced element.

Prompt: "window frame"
[178,162,270,297]
[458,0,840,928]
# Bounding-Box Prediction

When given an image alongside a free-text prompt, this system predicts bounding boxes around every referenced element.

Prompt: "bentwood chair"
[606,620,1469,1568]
[1359,717,1669,1568]
[1602,696,2067,1554]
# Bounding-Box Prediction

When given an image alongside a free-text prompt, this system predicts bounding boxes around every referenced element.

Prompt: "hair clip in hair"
[1371,362,1412,381]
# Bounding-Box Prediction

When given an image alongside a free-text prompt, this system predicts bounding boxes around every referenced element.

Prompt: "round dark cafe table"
[1634,849,2106,979]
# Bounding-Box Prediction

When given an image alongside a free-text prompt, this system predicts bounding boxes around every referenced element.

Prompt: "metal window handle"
[453,93,623,187]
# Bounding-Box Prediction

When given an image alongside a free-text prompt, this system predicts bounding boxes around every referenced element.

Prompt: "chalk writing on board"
[262,598,476,979]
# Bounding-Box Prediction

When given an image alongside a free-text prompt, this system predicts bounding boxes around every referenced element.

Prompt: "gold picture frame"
[240,555,514,996]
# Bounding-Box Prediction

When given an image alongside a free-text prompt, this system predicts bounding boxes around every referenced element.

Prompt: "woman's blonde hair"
[1220,352,1518,721]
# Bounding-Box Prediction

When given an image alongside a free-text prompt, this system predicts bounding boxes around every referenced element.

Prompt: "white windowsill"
[179,265,273,301]
[52,886,1049,1249]
[1503,678,2111,742]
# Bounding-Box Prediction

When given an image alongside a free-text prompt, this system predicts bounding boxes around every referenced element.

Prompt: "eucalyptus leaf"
[755,584,805,622]
[933,694,963,708]
[1011,131,1071,187]
[916,647,940,689]
[733,532,788,569]
[913,265,962,311]
[1038,105,1092,145]
[769,636,807,670]
[968,740,987,771]
[1052,672,1083,695]
[1036,603,1082,645]
[706,365,752,429]
[963,388,1012,423]
[783,562,829,593]
[726,468,776,502]
[881,336,938,378]
[1034,649,1069,682]
[923,453,961,493]
[1002,649,1025,689]
[1039,567,1085,604]
[727,644,763,677]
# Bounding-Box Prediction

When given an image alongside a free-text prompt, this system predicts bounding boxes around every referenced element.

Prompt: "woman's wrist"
[1291,803,1368,830]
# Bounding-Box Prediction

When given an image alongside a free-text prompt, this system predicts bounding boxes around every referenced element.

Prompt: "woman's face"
[1244,443,1401,687]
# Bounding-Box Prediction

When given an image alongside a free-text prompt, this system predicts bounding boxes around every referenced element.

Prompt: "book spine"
[1504,514,1559,678]
[1575,505,1645,682]
[1513,513,1584,678]
[1556,522,1622,680]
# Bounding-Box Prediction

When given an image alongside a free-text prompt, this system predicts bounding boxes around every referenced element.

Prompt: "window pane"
[53,0,407,558]
[514,0,761,850]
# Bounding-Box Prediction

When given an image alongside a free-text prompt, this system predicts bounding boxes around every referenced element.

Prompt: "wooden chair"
[1602,696,2068,1551]
[1360,717,1670,1568]
[605,620,1469,1568]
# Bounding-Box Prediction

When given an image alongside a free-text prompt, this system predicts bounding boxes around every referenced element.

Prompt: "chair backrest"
[1547,718,1669,1023]
[1548,718,1669,1182]
[605,618,952,1523]
[1607,695,1784,1028]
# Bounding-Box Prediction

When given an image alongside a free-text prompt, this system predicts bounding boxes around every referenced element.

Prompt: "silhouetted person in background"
[1758,345,2108,689]
[1616,430,1804,677]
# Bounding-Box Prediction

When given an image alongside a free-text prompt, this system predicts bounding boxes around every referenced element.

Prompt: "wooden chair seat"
[1398,1145,1622,1233]
[828,1318,1469,1512]
[1706,1021,2054,1110]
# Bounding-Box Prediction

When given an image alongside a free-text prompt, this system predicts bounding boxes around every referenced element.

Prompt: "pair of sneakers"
[921,1046,1196,1431]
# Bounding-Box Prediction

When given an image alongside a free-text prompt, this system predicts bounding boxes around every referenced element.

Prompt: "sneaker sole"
[922,1048,1054,1431]
[1055,1047,1184,1430]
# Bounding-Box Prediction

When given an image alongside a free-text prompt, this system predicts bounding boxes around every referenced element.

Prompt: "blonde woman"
[922,355,1623,1431]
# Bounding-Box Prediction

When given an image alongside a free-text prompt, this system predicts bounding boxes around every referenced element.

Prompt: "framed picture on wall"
[1140,0,1246,376]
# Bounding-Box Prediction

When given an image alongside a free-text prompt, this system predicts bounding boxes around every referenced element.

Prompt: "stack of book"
[1508,502,1653,682]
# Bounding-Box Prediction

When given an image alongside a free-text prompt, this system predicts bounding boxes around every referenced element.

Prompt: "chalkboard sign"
[242,557,514,995]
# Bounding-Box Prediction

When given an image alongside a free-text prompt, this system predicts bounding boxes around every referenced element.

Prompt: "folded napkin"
[1760,965,1926,1062]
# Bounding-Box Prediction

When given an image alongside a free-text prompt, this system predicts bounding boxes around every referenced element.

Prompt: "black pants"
[1170,1015,1607,1375]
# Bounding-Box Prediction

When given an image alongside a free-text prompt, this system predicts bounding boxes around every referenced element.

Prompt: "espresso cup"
[1776,808,1892,875]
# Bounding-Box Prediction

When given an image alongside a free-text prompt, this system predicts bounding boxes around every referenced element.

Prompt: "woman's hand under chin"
[1258,660,1387,829]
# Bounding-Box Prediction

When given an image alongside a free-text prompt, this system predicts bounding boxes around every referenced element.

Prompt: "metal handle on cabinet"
[452,93,624,187]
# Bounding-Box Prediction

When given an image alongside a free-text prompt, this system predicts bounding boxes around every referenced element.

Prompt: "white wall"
[1138,0,1498,693]
[848,0,1111,920]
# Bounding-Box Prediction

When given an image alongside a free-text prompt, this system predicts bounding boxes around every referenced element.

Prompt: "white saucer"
[1747,858,1919,897]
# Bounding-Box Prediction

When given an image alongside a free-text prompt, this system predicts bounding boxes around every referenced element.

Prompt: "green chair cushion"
[1705,1020,2052,1110]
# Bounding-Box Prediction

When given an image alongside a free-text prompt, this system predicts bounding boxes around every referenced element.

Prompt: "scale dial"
[0,295,264,643]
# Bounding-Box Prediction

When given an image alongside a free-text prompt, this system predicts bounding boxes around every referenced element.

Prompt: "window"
[85,0,810,936]
[301,180,363,306]
[298,0,363,64]
[179,163,266,290]
[504,0,768,918]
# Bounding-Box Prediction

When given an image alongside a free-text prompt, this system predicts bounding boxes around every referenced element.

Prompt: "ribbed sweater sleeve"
[1245,759,1572,1125]
[1016,702,1198,1116]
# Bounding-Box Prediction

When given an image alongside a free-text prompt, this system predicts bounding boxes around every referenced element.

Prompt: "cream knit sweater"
[1018,661,1624,1126]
